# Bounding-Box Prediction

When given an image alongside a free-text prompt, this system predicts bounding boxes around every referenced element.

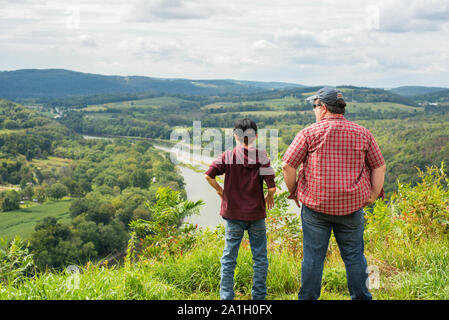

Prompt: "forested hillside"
[0,99,186,269]
[0,69,302,100]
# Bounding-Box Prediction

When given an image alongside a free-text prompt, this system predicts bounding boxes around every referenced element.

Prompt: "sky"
[1,0,449,88]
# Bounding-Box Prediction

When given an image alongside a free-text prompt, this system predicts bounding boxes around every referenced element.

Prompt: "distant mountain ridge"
[389,86,448,97]
[0,69,304,100]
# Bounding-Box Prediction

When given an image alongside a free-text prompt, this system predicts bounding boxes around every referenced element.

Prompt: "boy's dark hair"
[233,118,257,145]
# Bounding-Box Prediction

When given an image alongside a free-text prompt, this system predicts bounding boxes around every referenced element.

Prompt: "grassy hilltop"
[1,161,449,300]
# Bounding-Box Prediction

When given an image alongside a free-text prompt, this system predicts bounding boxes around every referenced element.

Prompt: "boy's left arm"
[259,152,277,210]
[265,187,276,210]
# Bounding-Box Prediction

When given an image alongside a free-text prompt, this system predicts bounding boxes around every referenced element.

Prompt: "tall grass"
[1,164,449,300]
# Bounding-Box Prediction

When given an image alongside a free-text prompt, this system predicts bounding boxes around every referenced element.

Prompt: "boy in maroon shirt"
[205,118,276,300]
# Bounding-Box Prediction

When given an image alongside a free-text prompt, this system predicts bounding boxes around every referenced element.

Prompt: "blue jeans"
[299,205,372,300]
[220,218,268,300]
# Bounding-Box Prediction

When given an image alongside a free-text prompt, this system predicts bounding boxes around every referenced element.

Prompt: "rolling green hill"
[413,89,449,104]
[389,86,448,97]
[0,69,303,100]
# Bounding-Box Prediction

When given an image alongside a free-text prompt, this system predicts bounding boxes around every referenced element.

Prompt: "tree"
[129,168,150,189]
[61,177,79,196]
[46,183,69,199]
[4,119,19,129]
[22,185,34,200]
[33,185,47,203]
[30,217,97,269]
[0,190,20,212]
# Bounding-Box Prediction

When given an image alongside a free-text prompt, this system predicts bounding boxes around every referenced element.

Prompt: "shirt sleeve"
[205,152,226,178]
[282,129,308,169]
[366,132,385,169]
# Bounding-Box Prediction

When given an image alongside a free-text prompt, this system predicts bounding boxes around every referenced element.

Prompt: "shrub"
[126,187,203,263]
[365,162,449,245]
[0,236,35,285]
[0,190,20,212]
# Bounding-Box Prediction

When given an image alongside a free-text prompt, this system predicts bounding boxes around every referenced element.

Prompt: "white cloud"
[1,0,449,87]
[252,40,277,50]
[377,0,449,33]
[274,29,325,49]
[79,34,96,47]
[127,0,229,21]
[117,37,184,58]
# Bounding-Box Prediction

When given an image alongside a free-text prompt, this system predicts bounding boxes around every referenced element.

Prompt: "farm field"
[30,156,72,170]
[85,96,189,111]
[201,96,304,110]
[0,199,73,243]
[346,102,422,112]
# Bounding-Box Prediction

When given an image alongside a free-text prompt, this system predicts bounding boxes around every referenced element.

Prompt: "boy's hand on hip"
[217,188,224,199]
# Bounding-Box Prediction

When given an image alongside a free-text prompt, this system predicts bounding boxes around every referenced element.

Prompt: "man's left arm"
[365,132,387,205]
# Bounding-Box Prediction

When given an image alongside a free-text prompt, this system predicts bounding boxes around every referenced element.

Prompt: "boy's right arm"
[205,152,226,198]
[205,174,224,198]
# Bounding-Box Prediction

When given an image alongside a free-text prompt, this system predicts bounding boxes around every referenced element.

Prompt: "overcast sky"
[1,0,449,87]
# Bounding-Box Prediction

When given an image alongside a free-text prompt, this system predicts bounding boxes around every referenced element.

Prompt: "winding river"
[151,144,223,228]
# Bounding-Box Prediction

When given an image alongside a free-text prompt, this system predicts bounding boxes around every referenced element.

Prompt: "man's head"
[233,118,257,146]
[308,87,347,122]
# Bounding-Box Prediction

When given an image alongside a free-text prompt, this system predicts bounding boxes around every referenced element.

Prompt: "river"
[150,143,223,228]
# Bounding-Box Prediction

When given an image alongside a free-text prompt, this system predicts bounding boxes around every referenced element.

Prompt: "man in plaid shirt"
[282,87,386,300]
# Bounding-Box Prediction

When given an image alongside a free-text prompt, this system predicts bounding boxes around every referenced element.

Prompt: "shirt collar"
[321,114,345,121]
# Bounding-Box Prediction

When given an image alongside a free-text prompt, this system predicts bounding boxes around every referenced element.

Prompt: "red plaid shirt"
[282,115,385,215]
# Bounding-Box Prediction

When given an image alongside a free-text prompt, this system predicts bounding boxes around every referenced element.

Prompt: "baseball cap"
[306,87,344,107]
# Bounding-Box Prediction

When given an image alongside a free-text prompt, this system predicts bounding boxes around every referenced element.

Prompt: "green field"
[238,110,298,116]
[201,96,304,110]
[30,156,72,171]
[346,102,421,112]
[0,128,26,134]
[85,96,189,111]
[0,199,73,243]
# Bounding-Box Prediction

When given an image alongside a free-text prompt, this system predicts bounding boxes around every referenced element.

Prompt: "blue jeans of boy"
[220,218,268,300]
[299,205,372,300]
